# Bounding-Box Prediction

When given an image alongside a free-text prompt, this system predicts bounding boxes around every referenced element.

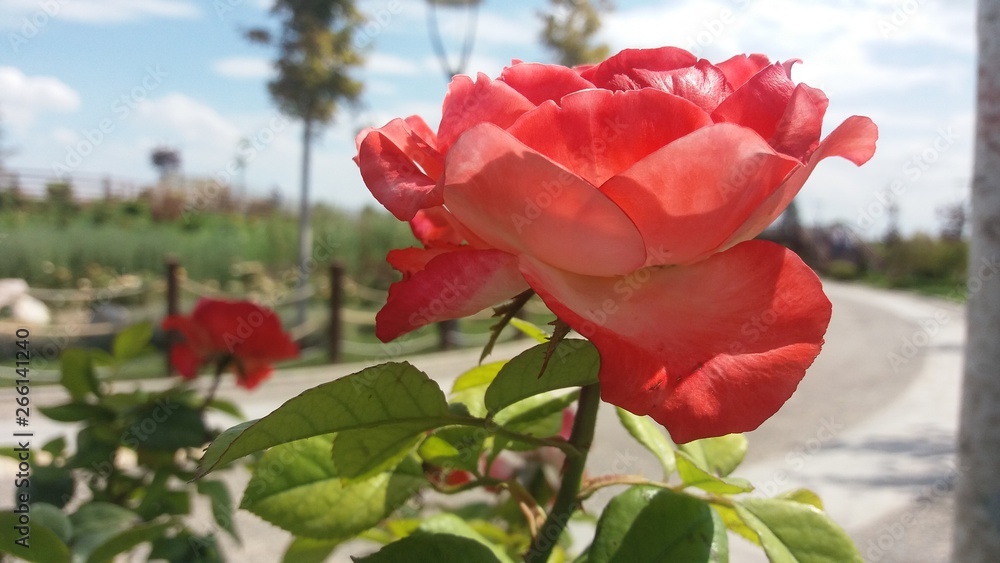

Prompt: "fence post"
[165,256,180,374]
[329,262,344,363]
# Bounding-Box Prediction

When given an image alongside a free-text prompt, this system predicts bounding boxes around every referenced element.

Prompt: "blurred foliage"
[0,197,414,289]
[540,0,614,67]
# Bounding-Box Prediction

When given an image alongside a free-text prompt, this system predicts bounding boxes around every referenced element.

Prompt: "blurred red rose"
[355,47,877,442]
[162,298,299,389]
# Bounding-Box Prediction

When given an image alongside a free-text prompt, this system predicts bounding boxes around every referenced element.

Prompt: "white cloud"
[0,67,80,128]
[0,0,199,27]
[366,53,422,76]
[211,56,273,79]
[135,92,241,146]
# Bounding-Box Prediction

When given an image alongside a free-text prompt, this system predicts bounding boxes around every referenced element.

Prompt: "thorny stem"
[524,382,601,563]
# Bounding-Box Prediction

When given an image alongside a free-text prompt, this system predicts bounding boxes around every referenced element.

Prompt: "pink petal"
[376,249,529,341]
[410,207,466,247]
[437,73,537,151]
[631,59,733,113]
[373,117,444,179]
[358,130,443,221]
[720,115,879,248]
[519,240,832,443]
[712,62,795,141]
[443,123,646,277]
[499,62,595,105]
[715,53,771,89]
[507,89,712,187]
[386,247,456,279]
[769,83,830,161]
[600,123,799,266]
[580,47,698,88]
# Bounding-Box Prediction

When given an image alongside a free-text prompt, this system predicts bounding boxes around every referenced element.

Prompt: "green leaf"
[734,498,863,563]
[28,465,76,508]
[86,521,173,563]
[206,398,244,419]
[67,426,117,471]
[126,402,207,451]
[60,348,100,400]
[42,436,68,458]
[68,502,139,560]
[710,503,759,545]
[450,361,505,418]
[197,480,239,540]
[198,362,451,477]
[708,506,730,563]
[588,486,717,563]
[679,434,748,477]
[39,402,116,423]
[508,317,550,343]
[777,488,825,511]
[332,423,425,479]
[31,503,73,545]
[493,391,577,450]
[484,340,599,414]
[282,536,343,563]
[675,451,753,494]
[112,322,154,362]
[241,435,425,540]
[417,426,486,473]
[615,408,676,478]
[417,514,515,563]
[354,532,504,563]
[0,511,71,563]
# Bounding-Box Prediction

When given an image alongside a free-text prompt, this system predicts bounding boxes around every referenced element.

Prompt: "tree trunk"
[953,1,1000,560]
[295,118,313,327]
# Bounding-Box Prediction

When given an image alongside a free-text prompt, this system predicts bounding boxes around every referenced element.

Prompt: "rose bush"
[162,298,299,389]
[355,46,877,443]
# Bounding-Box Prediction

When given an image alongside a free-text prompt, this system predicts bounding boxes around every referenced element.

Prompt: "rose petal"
[376,249,529,341]
[507,88,712,187]
[712,62,795,141]
[372,117,444,178]
[358,130,443,221]
[190,299,299,362]
[769,83,829,161]
[410,206,466,247]
[169,343,202,379]
[387,247,457,279]
[234,359,273,389]
[499,62,596,105]
[443,123,647,277]
[437,73,537,150]
[519,240,832,443]
[715,53,771,90]
[600,123,800,266]
[720,115,879,248]
[580,46,698,88]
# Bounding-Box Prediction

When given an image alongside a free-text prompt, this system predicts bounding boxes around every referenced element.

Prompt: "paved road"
[1,281,963,562]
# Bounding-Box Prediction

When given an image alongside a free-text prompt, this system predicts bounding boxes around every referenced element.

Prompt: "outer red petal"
[600,123,799,266]
[443,123,646,277]
[169,342,202,379]
[437,73,536,151]
[233,359,273,389]
[499,62,595,105]
[715,53,771,90]
[507,89,712,187]
[520,240,832,443]
[358,130,443,221]
[386,247,456,279]
[376,249,529,341]
[712,62,795,141]
[768,83,829,161]
[720,115,879,248]
[190,299,299,362]
[410,206,466,247]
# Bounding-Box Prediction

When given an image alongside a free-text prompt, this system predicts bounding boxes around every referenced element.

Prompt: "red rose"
[161,298,299,389]
[355,47,877,442]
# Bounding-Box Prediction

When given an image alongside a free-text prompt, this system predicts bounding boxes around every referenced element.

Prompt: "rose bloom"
[355,47,877,442]
[162,298,299,389]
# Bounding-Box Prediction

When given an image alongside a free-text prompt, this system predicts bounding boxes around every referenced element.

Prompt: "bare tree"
[953,1,1000,560]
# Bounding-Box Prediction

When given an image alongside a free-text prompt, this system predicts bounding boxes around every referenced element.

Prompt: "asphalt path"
[0,281,963,562]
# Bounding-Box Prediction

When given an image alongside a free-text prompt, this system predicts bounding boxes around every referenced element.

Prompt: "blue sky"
[0,0,976,236]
